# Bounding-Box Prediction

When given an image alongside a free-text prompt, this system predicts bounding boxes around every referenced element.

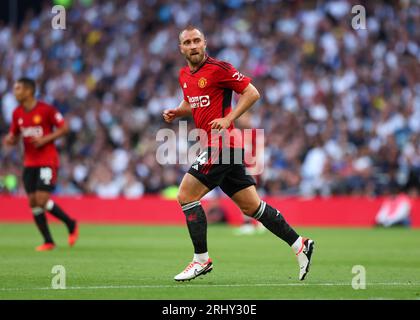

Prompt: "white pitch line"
[1,282,420,292]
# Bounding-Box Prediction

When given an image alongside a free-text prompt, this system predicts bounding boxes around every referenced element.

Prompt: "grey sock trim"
[181,201,201,211]
[32,207,44,216]
[253,201,266,220]
[45,199,54,211]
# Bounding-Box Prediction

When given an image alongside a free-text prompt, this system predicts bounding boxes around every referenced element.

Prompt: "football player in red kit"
[163,27,315,281]
[3,78,79,251]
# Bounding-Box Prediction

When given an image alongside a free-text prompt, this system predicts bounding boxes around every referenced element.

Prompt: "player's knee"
[241,203,261,217]
[241,206,255,217]
[177,190,199,206]
[29,198,37,208]
[177,191,189,206]
[35,196,49,208]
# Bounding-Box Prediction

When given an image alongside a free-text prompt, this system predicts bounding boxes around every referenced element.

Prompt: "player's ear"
[179,42,184,54]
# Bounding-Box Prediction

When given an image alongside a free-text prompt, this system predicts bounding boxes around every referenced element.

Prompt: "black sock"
[253,201,299,246]
[46,200,76,233]
[32,208,54,244]
[181,201,208,254]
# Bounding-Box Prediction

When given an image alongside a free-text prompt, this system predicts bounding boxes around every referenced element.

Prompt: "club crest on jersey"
[33,115,42,124]
[198,77,207,88]
[183,82,187,88]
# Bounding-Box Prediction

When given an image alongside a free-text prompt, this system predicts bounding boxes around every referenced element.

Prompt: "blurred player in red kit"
[163,27,315,281]
[3,78,79,251]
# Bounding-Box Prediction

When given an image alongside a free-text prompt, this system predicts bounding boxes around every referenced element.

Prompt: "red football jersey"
[179,56,251,148]
[9,101,65,167]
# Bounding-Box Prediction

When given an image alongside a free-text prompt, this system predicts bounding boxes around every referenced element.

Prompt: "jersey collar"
[190,55,209,74]
[22,100,39,113]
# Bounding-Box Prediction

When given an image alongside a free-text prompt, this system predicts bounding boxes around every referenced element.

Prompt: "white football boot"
[296,238,315,281]
[174,258,213,281]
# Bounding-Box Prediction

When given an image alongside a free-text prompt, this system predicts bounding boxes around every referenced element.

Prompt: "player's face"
[179,29,207,65]
[13,82,31,103]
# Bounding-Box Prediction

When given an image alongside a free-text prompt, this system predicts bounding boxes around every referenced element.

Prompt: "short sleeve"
[217,63,251,94]
[49,106,65,127]
[9,110,20,136]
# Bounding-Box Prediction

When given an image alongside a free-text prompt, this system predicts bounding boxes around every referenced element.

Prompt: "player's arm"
[31,122,69,148]
[163,100,192,123]
[209,83,260,130]
[3,133,19,146]
[3,111,20,146]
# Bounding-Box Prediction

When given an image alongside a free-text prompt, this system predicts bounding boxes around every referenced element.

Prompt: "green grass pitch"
[0,223,419,300]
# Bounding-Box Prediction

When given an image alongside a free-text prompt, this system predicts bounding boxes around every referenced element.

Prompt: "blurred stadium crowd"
[1,0,420,198]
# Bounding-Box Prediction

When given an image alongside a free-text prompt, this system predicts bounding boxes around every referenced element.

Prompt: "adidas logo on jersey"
[192,164,199,170]
[183,83,187,88]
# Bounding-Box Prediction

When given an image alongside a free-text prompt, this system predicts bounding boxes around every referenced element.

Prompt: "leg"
[228,183,315,280]
[22,167,54,247]
[177,173,211,256]
[35,190,79,246]
[177,172,211,205]
[28,192,54,245]
[174,173,214,281]
[36,191,76,233]
[230,185,300,246]
[37,166,79,246]
[34,190,50,209]
[174,148,235,281]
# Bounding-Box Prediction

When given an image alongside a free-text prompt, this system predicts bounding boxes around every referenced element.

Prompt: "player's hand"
[3,134,18,146]
[31,136,49,148]
[209,117,232,131]
[163,109,178,123]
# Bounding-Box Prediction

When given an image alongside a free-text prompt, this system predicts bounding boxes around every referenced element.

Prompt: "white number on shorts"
[40,167,53,185]
[196,151,208,165]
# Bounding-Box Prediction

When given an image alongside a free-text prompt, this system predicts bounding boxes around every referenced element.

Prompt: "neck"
[188,55,207,72]
[22,97,37,111]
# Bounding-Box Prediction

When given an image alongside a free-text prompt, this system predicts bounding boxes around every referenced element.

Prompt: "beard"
[186,50,205,66]
[15,96,24,104]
